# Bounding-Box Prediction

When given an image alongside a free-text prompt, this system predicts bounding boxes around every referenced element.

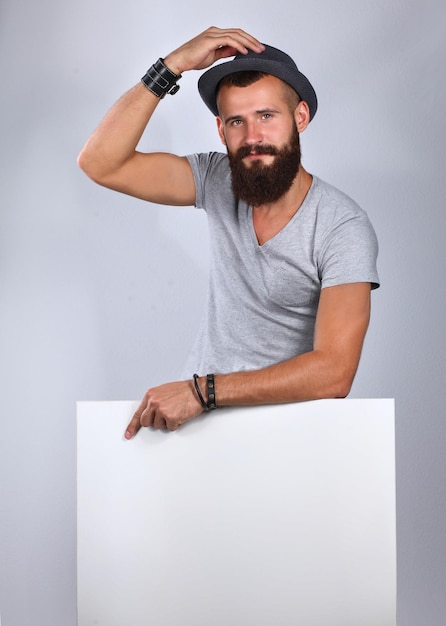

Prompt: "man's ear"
[294,101,311,133]
[216,117,227,146]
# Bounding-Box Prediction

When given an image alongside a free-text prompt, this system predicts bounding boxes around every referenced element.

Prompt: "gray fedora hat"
[198,44,318,120]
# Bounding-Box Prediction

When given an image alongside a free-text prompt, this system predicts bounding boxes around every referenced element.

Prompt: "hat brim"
[198,56,317,121]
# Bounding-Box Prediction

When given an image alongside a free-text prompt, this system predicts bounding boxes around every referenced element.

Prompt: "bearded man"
[78,27,379,435]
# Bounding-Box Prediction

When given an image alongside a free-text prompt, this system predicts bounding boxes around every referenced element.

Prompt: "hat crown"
[233,45,298,71]
[198,43,317,121]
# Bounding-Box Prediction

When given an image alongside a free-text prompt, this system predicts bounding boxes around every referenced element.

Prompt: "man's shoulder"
[312,176,363,215]
[308,176,378,262]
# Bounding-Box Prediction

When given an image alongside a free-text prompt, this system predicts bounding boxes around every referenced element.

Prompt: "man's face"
[216,75,302,206]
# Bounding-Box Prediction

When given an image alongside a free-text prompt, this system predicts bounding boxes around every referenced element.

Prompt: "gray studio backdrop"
[1,1,445,625]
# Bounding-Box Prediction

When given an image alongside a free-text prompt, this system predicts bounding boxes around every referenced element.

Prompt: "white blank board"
[77,399,396,626]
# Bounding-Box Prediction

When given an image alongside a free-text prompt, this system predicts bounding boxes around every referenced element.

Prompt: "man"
[78,27,379,436]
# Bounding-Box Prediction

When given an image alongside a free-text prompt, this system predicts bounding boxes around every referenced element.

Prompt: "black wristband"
[141,58,181,99]
[206,374,217,410]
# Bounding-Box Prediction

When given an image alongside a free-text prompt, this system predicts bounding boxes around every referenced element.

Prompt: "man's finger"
[152,412,166,431]
[124,412,142,440]
[166,419,180,432]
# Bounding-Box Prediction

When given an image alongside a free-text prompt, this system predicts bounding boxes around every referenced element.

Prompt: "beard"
[227,122,301,206]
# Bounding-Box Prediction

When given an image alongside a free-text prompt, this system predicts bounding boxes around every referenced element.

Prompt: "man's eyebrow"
[224,114,243,124]
[223,108,281,124]
[256,108,280,115]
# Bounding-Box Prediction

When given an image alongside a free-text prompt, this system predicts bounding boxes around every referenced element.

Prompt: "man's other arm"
[125,282,372,435]
[215,282,371,404]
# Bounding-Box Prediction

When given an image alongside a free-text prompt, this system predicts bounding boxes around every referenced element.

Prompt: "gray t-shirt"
[183,152,379,376]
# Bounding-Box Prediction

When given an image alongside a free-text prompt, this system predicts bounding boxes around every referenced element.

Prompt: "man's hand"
[163,26,265,76]
[124,380,204,438]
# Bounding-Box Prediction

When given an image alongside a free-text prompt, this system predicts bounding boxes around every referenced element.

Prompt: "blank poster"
[77,399,396,626]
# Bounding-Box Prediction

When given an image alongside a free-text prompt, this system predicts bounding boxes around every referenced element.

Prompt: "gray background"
[0,1,445,624]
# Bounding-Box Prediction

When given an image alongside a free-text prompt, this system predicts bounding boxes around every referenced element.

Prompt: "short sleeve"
[319,209,380,290]
[186,152,230,210]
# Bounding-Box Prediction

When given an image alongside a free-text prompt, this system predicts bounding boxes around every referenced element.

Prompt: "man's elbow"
[322,370,356,400]
[334,379,353,399]
[77,149,104,185]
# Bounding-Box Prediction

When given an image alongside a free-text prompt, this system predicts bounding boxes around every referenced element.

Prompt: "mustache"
[233,144,279,160]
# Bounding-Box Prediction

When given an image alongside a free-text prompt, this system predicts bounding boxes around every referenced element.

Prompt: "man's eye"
[261,113,272,120]
[231,119,242,126]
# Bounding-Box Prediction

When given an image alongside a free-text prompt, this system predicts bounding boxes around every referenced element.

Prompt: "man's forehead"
[216,74,288,116]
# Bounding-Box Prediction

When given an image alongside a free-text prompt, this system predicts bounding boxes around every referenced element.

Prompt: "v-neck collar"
[246,176,317,250]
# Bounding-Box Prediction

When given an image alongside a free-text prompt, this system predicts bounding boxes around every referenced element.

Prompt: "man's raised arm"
[77,27,265,206]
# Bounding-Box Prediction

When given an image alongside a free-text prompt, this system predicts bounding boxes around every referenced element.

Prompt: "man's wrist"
[162,54,183,77]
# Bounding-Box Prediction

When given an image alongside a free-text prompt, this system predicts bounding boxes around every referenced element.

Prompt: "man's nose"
[244,120,263,145]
